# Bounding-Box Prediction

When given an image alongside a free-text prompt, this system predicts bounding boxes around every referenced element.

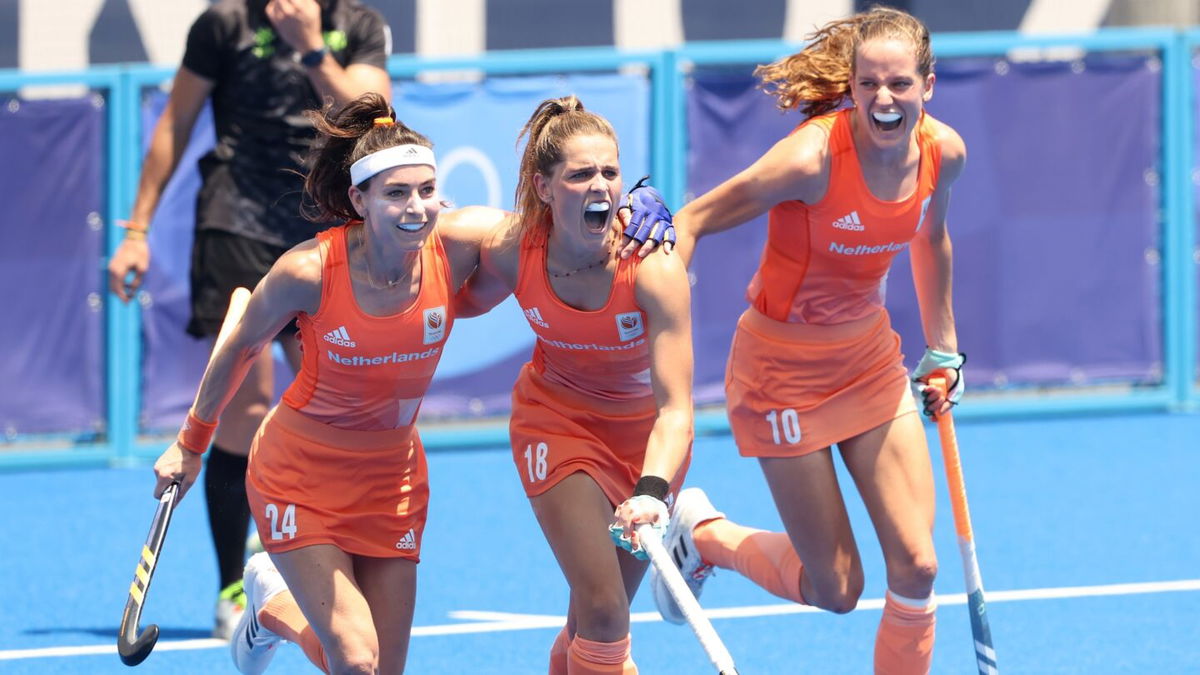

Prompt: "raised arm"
[908,123,967,416]
[267,0,391,107]
[672,123,830,266]
[152,243,322,499]
[451,210,522,318]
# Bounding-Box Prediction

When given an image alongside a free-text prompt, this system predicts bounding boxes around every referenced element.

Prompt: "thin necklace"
[548,235,614,278]
[359,226,410,288]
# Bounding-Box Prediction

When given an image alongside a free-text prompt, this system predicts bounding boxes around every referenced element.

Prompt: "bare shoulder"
[439,206,513,245]
[926,116,967,183]
[267,239,324,302]
[774,122,831,180]
[480,212,524,260]
[634,245,690,299]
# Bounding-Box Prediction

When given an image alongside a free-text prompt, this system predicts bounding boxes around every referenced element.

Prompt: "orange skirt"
[246,404,429,560]
[724,307,917,458]
[509,364,690,507]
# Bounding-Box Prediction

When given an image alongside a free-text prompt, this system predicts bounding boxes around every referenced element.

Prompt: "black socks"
[205,444,252,590]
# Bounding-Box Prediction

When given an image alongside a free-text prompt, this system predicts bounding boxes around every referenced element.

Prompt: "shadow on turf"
[24,626,214,640]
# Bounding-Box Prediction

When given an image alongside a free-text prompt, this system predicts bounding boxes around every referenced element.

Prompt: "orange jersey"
[281,224,454,430]
[515,228,652,401]
[748,109,943,324]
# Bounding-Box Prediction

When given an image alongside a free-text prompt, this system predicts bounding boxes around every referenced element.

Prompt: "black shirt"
[181,0,389,247]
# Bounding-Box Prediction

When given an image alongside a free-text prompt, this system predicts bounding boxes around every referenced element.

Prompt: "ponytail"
[514,96,617,235]
[303,92,433,223]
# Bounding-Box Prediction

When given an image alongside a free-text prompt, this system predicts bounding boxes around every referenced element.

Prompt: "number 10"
[765,408,802,445]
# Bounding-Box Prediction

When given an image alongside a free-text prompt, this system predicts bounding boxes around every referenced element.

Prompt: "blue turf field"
[1,411,1198,673]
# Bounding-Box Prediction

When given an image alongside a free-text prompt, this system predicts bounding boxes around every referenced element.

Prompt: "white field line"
[3,578,1197,661]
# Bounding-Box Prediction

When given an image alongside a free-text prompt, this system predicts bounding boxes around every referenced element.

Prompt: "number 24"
[264,503,297,541]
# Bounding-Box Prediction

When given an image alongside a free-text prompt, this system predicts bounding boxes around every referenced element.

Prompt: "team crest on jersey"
[615,312,644,342]
[423,306,447,345]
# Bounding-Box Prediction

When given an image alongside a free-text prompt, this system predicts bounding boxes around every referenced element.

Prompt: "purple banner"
[136,73,650,428]
[686,54,1162,401]
[137,94,217,431]
[0,97,105,435]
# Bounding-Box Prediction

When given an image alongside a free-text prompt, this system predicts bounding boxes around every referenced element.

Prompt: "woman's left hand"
[609,495,669,560]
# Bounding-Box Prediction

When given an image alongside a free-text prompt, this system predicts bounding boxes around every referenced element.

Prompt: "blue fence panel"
[401,72,651,418]
[0,96,106,436]
[0,29,1195,466]
[137,92,216,430]
[684,53,1162,404]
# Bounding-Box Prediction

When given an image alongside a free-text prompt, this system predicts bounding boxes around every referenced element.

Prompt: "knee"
[571,589,630,641]
[887,553,938,599]
[327,649,379,675]
[326,631,380,675]
[805,567,865,615]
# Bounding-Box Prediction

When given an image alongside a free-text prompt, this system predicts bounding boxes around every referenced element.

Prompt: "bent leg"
[530,473,639,674]
[755,448,866,613]
[354,555,418,675]
[839,414,938,674]
[270,544,382,674]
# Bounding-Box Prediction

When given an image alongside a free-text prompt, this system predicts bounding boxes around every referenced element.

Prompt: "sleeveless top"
[514,227,653,401]
[747,108,943,324]
[282,224,454,429]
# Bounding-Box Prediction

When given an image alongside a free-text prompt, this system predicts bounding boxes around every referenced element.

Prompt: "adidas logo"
[524,307,549,328]
[322,326,356,348]
[831,211,864,231]
[395,528,417,550]
[403,146,419,157]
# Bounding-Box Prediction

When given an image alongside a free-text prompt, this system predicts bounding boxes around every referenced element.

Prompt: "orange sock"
[549,626,571,675]
[259,590,329,673]
[874,591,936,675]
[693,519,806,604]
[567,634,637,675]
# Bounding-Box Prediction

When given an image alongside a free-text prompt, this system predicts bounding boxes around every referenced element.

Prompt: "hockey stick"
[929,374,998,675]
[637,523,739,674]
[116,287,252,665]
[117,481,180,666]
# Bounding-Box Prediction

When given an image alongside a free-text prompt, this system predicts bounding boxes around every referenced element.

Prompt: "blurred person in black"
[107,0,391,640]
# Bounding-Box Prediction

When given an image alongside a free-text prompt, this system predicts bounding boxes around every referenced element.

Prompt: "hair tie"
[373,116,395,127]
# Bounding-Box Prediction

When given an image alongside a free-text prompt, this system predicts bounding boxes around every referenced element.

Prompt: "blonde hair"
[755,5,933,116]
[514,96,618,234]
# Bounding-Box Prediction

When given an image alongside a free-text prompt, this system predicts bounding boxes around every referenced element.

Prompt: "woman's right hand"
[108,237,151,302]
[153,443,203,500]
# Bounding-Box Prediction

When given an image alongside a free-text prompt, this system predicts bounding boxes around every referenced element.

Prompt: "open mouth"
[871,111,903,132]
[396,221,427,233]
[583,202,611,233]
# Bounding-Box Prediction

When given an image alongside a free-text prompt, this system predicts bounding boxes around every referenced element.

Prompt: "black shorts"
[187,229,298,338]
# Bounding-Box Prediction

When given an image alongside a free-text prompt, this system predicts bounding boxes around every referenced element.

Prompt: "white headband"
[349,144,437,186]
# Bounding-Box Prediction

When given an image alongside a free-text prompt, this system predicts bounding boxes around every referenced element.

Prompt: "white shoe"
[651,487,724,625]
[230,553,288,674]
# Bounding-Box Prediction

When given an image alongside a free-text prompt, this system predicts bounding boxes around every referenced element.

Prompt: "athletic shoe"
[246,531,264,556]
[213,579,246,640]
[231,553,288,674]
[651,487,724,625]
